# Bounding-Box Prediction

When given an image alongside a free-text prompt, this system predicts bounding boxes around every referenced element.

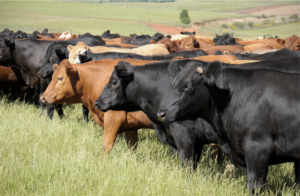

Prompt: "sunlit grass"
[0,96,298,195]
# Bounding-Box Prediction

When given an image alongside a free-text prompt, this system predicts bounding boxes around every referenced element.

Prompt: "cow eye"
[111,79,118,86]
[58,77,63,81]
[183,86,192,92]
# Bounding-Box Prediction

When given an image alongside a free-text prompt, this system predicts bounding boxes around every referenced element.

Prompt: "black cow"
[76,50,208,64]
[101,30,120,39]
[0,36,105,119]
[0,28,13,36]
[128,33,164,46]
[94,60,223,169]
[181,31,195,35]
[157,59,300,193]
[213,33,239,46]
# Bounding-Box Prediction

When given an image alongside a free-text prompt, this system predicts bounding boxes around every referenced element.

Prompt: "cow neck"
[76,61,103,104]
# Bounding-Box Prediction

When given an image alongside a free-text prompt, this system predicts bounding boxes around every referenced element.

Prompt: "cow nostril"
[38,71,41,77]
[157,111,166,121]
[94,102,99,108]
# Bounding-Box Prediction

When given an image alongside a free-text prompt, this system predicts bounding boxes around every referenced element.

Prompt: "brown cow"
[67,42,169,63]
[105,42,137,48]
[41,59,158,153]
[284,35,300,51]
[0,66,29,101]
[201,45,244,55]
[173,54,238,63]
[237,38,284,49]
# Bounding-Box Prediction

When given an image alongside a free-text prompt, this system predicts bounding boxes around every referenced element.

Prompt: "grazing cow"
[0,28,13,36]
[76,50,208,64]
[237,38,284,49]
[284,35,300,51]
[0,36,104,119]
[41,59,158,153]
[157,58,300,193]
[67,42,169,64]
[201,45,244,55]
[213,34,239,45]
[0,65,29,101]
[181,31,195,35]
[94,60,223,169]
[101,30,120,39]
[234,48,299,60]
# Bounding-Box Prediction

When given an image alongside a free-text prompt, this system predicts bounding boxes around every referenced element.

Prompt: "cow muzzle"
[157,110,167,122]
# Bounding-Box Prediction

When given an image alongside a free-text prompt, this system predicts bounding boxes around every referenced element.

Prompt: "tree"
[180,9,191,25]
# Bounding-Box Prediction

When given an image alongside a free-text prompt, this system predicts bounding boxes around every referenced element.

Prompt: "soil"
[146,23,200,35]
[235,4,300,16]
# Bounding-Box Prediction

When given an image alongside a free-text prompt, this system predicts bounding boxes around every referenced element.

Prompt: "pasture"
[0,1,300,195]
[0,1,299,38]
[0,98,299,195]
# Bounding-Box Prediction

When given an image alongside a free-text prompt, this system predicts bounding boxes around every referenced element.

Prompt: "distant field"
[0,1,298,36]
[199,22,300,39]
[0,98,298,195]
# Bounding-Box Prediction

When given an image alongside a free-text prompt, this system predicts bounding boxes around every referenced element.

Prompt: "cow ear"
[203,61,222,85]
[115,61,134,81]
[53,64,59,72]
[168,61,182,77]
[67,45,73,52]
[66,64,78,77]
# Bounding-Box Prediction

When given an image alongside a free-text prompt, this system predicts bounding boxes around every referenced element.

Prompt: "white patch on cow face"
[74,49,87,64]
[59,31,72,39]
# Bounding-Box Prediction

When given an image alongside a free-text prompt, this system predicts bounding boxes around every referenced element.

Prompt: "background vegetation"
[0,1,298,38]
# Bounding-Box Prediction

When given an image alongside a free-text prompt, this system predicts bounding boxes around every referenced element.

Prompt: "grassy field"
[0,97,299,195]
[199,22,300,39]
[0,1,299,37]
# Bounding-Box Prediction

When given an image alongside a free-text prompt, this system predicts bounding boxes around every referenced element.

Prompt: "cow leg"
[47,105,55,119]
[211,143,224,165]
[295,159,300,184]
[124,129,138,151]
[194,144,204,169]
[55,104,64,119]
[82,105,89,123]
[245,149,269,195]
[102,111,126,153]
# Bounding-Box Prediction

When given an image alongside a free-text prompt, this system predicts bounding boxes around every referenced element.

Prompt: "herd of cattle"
[0,27,300,194]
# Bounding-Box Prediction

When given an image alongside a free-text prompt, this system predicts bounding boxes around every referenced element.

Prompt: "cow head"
[40,59,80,105]
[157,61,214,122]
[78,50,92,64]
[158,38,177,53]
[0,38,12,62]
[180,35,199,49]
[94,61,135,112]
[39,44,69,78]
[68,42,90,64]
[284,35,300,51]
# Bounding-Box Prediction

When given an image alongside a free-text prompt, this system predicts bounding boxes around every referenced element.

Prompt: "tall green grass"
[0,96,298,195]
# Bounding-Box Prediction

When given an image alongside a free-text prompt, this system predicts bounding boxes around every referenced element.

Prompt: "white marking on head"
[74,49,87,64]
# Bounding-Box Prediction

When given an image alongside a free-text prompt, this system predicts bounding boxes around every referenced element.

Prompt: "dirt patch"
[236,4,300,16]
[146,23,200,35]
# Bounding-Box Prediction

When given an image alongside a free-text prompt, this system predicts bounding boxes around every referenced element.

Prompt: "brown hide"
[284,35,300,51]
[41,59,157,153]
[173,55,238,63]
[201,45,244,55]
[103,38,122,43]
[237,38,284,49]
[157,38,179,53]
[243,43,274,52]
[0,66,26,87]
[105,42,137,48]
[180,35,200,49]
[0,66,28,101]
